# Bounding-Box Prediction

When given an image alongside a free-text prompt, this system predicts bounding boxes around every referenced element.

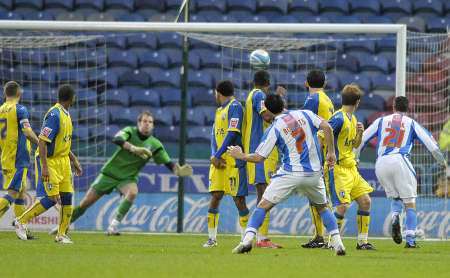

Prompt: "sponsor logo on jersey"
[40,127,52,137]
[230,118,239,129]
[261,100,266,109]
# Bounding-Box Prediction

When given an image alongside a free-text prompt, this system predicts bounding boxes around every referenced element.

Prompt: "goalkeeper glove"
[129,145,152,160]
[174,163,193,177]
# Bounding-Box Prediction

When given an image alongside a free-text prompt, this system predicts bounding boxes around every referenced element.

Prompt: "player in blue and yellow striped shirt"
[0,81,39,232]
[301,70,335,248]
[14,84,82,244]
[204,80,249,247]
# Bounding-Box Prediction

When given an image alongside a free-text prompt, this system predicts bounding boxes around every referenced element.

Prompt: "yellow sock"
[13,199,26,218]
[239,213,249,230]
[58,205,73,236]
[18,201,47,224]
[258,213,270,240]
[207,210,219,240]
[357,210,370,244]
[310,205,324,238]
[0,197,12,219]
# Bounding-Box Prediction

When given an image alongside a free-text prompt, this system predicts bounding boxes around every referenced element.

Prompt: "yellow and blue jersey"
[243,88,278,184]
[37,103,73,158]
[0,99,32,170]
[328,109,358,168]
[211,97,244,168]
[303,90,334,121]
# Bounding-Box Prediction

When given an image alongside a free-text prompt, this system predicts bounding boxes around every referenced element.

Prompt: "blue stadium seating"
[0,0,12,10]
[24,68,57,84]
[361,93,386,111]
[187,126,211,143]
[289,0,319,14]
[20,87,34,104]
[105,124,120,140]
[154,125,179,142]
[258,0,288,14]
[288,93,308,107]
[381,0,412,15]
[356,53,390,73]
[344,40,376,54]
[355,109,374,126]
[110,107,140,125]
[188,71,214,88]
[362,15,393,24]
[330,15,361,24]
[158,33,183,49]
[104,0,134,11]
[119,69,150,87]
[153,108,174,126]
[413,0,443,17]
[185,108,206,126]
[73,124,90,142]
[349,0,380,15]
[128,34,158,49]
[371,74,395,91]
[15,0,43,10]
[149,68,180,88]
[135,0,165,11]
[23,10,55,20]
[320,0,350,14]
[79,107,107,123]
[108,49,138,68]
[118,13,146,21]
[227,0,256,13]
[190,88,215,106]
[159,87,182,106]
[199,106,216,125]
[0,11,22,19]
[427,17,449,32]
[75,0,104,11]
[58,70,88,87]
[136,50,169,68]
[129,88,160,107]
[397,16,426,32]
[160,49,182,67]
[46,0,73,10]
[336,53,359,72]
[105,89,129,106]
[196,0,226,13]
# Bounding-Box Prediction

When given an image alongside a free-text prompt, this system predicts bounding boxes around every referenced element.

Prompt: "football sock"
[18,196,55,224]
[310,205,325,238]
[238,208,249,237]
[257,213,270,241]
[405,208,417,244]
[70,206,87,223]
[357,210,370,244]
[13,198,26,218]
[391,198,403,219]
[319,209,339,236]
[0,194,14,218]
[58,193,73,236]
[114,199,133,222]
[334,212,345,232]
[244,207,266,244]
[207,208,219,240]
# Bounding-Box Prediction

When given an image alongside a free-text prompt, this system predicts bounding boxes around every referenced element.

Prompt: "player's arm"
[17,105,39,145]
[413,121,447,166]
[355,118,380,158]
[38,110,60,183]
[112,128,152,159]
[69,151,82,176]
[38,138,49,182]
[152,140,193,177]
[319,119,336,168]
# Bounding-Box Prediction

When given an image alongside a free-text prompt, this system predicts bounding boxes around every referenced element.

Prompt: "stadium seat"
[0,11,23,20]
[129,88,160,107]
[349,0,380,14]
[159,87,182,106]
[188,71,214,88]
[288,93,308,107]
[189,14,207,22]
[25,11,55,20]
[371,74,395,91]
[426,17,449,33]
[330,15,361,24]
[153,108,174,126]
[337,72,371,92]
[0,0,12,9]
[14,49,46,65]
[35,87,58,102]
[154,126,179,142]
[397,16,426,32]
[105,124,120,140]
[118,13,146,21]
[325,72,339,90]
[119,69,150,87]
[105,89,129,106]
[58,70,88,87]
[328,92,342,107]
[160,48,182,67]
[227,10,254,22]
[158,33,183,49]
[75,0,104,11]
[29,104,47,122]
[127,33,158,49]
[192,49,220,69]
[196,0,226,13]
[227,0,256,12]
[381,0,412,15]
[289,0,319,14]
[20,87,34,104]
[413,0,443,17]
[46,0,73,10]
[136,50,169,68]
[344,40,376,54]
[187,126,212,143]
[86,12,116,21]
[184,108,206,126]
[92,69,118,88]
[375,38,396,53]
[356,53,390,74]
[355,109,375,126]
[15,0,43,10]
[110,107,140,125]
[276,72,303,90]
[25,68,57,85]
[79,107,107,124]
[104,0,134,11]
[149,68,180,88]
[198,106,216,125]
[258,0,288,14]
[107,49,138,68]
[73,124,90,142]
[336,53,359,72]
[320,0,350,14]
[362,15,394,24]
[361,93,386,111]
[135,0,165,11]
[191,87,215,106]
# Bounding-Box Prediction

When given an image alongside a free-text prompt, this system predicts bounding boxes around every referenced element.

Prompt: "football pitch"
[0,232,449,278]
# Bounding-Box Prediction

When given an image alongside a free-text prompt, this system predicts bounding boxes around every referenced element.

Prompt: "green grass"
[0,232,449,278]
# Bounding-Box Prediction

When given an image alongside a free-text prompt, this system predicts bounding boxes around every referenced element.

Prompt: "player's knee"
[335,205,347,215]
[358,195,371,210]
[233,196,247,210]
[403,198,416,209]
[211,191,224,201]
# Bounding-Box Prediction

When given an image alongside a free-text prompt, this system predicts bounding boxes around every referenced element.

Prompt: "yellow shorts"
[2,168,27,192]
[325,164,373,206]
[247,156,278,185]
[36,156,73,197]
[209,164,247,197]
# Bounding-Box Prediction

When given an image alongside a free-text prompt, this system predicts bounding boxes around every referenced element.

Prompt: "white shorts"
[375,154,417,200]
[263,170,327,205]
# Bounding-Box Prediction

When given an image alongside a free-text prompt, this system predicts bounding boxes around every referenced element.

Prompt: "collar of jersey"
[220,97,234,108]
[56,103,69,115]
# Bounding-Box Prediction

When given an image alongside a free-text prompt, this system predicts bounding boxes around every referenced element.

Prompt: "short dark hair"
[138,110,153,122]
[58,84,75,102]
[216,80,234,97]
[306,69,325,89]
[341,83,363,106]
[4,81,20,97]
[254,70,270,87]
[264,94,284,115]
[394,96,409,112]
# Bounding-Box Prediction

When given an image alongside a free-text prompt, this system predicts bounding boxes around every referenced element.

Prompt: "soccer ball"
[250,49,270,70]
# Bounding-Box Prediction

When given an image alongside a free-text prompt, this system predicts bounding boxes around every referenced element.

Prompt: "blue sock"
[319,209,339,234]
[405,208,417,243]
[247,207,266,230]
[391,199,403,218]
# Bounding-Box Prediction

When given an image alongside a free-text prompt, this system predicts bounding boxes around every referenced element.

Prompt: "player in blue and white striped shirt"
[357,96,446,248]
[228,94,346,256]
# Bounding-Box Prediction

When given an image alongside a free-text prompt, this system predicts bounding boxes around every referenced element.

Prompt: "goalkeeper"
[51,111,193,235]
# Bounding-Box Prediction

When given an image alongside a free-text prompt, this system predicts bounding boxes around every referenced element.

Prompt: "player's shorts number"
[0,118,7,139]
[229,177,237,192]
[382,127,405,148]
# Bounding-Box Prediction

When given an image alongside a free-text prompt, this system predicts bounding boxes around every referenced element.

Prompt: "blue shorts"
[2,168,28,192]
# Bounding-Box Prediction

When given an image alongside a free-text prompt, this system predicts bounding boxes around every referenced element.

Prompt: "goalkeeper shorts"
[91,173,138,195]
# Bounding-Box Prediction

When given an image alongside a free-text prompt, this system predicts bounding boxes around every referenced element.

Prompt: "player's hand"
[275,85,287,97]
[174,163,193,177]
[326,152,336,169]
[41,166,50,183]
[210,156,226,169]
[356,122,365,134]
[73,162,83,177]
[131,146,152,160]
[227,146,244,160]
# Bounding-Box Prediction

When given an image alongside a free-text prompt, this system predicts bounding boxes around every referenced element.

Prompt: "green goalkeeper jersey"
[101,126,171,180]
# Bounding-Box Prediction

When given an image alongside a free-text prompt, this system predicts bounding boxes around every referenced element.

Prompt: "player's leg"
[232,166,249,239]
[327,167,351,232]
[204,190,223,247]
[0,168,26,219]
[107,182,138,235]
[54,157,75,244]
[403,199,418,248]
